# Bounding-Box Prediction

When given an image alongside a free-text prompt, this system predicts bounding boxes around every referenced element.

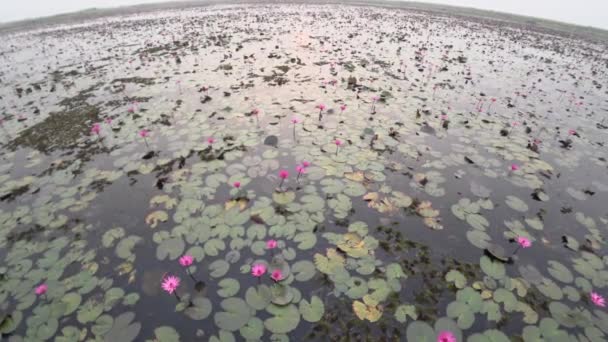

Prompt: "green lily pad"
[217,278,240,298]
[103,312,141,342]
[184,297,212,320]
[246,285,272,311]
[154,326,180,342]
[214,297,252,331]
[395,304,417,323]
[299,296,324,322]
[264,304,300,334]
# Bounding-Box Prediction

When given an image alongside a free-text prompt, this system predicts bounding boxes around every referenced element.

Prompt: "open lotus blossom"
[35,284,48,296]
[591,292,605,307]
[271,269,283,282]
[335,139,342,146]
[207,137,215,144]
[252,264,267,277]
[139,129,149,138]
[517,236,531,248]
[179,255,193,267]
[302,161,310,167]
[278,170,289,189]
[437,331,457,342]
[233,181,241,189]
[296,165,306,174]
[91,123,101,135]
[266,239,278,249]
[291,117,300,124]
[510,164,519,171]
[161,275,181,294]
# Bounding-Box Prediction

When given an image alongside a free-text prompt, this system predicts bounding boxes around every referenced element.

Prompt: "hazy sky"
[1,0,607,29]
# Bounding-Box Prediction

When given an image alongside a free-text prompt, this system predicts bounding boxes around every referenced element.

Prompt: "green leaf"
[103,311,141,342]
[299,296,324,322]
[293,232,317,250]
[92,315,113,336]
[505,195,528,212]
[61,293,82,315]
[77,299,103,324]
[246,285,272,311]
[480,256,506,279]
[395,305,417,323]
[214,298,252,331]
[184,297,212,320]
[445,270,467,288]
[547,261,574,283]
[291,260,316,282]
[264,304,300,334]
[406,321,434,342]
[154,326,180,342]
[156,237,185,260]
[273,191,295,205]
[209,260,230,278]
[239,317,264,340]
[217,278,240,298]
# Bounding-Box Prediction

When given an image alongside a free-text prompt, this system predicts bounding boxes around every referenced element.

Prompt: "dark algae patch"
[8,105,100,153]
[0,2,607,342]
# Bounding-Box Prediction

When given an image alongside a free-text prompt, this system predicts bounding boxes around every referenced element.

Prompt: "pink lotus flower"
[105,118,113,124]
[161,275,181,294]
[266,239,278,249]
[279,170,289,179]
[491,98,497,102]
[340,104,347,112]
[139,129,149,138]
[127,107,135,113]
[335,139,343,146]
[302,161,310,167]
[35,284,47,296]
[372,96,380,102]
[591,292,605,307]
[517,236,531,248]
[296,165,306,174]
[291,117,300,124]
[233,181,241,188]
[271,269,283,282]
[317,104,326,111]
[251,264,267,277]
[91,123,101,135]
[510,164,519,171]
[207,137,215,144]
[179,255,193,267]
[568,129,577,135]
[437,331,456,342]
[252,108,260,115]
[440,114,448,121]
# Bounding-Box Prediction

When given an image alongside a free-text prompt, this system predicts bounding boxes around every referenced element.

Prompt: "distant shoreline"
[1,0,607,43]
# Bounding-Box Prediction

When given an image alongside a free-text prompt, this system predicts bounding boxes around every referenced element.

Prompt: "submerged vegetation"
[0,2,607,341]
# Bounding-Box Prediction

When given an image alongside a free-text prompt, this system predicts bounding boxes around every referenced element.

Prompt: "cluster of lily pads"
[1,2,608,342]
